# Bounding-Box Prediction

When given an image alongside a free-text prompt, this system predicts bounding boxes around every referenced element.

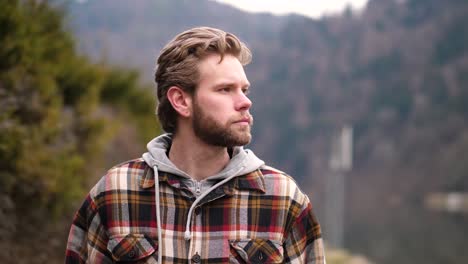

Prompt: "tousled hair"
[155,27,252,133]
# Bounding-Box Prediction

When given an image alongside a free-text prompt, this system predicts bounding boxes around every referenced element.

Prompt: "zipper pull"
[195,181,201,195]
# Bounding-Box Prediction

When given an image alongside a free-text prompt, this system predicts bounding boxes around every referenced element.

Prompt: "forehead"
[197,53,249,88]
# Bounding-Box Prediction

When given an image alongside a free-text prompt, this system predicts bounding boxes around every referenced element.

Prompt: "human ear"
[166,86,192,118]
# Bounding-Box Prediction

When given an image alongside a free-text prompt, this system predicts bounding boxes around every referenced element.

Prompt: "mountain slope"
[68,0,468,263]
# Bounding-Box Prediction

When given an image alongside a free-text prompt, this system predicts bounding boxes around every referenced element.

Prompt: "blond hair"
[155,27,252,133]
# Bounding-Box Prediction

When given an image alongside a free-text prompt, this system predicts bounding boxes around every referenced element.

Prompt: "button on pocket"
[229,239,284,263]
[127,249,136,258]
[107,233,157,262]
[254,251,264,262]
[192,252,201,263]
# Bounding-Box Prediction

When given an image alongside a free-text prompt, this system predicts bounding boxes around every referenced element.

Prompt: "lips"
[234,116,252,125]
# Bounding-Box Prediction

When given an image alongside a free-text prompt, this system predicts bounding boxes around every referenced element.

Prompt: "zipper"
[195,181,201,196]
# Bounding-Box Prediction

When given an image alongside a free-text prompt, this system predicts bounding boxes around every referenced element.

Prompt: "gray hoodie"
[141,133,265,262]
[142,133,265,194]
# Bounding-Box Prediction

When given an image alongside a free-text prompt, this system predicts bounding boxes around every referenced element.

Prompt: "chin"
[235,134,252,146]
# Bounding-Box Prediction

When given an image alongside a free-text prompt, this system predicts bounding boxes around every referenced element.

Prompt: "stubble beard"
[192,101,252,148]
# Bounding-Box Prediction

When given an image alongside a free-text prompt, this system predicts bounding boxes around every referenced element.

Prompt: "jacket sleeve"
[283,198,326,264]
[65,194,112,263]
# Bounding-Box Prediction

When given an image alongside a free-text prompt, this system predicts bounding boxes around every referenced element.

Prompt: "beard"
[192,100,252,147]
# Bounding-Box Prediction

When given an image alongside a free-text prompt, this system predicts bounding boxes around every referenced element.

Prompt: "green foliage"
[0,0,97,215]
[100,67,159,143]
[0,0,158,218]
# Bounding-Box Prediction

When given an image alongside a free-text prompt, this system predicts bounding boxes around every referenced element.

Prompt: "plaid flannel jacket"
[65,158,325,263]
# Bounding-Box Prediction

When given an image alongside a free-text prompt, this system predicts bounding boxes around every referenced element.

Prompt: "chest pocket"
[229,239,284,264]
[107,234,157,262]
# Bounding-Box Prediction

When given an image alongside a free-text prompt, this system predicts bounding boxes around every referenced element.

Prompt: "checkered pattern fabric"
[65,159,326,263]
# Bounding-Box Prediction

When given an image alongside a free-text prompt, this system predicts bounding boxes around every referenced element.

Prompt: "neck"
[168,131,230,181]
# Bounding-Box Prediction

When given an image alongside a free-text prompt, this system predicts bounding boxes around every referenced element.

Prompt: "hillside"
[67,0,468,263]
[68,0,286,82]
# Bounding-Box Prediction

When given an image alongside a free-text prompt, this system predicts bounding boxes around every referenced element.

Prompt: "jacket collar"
[140,164,265,193]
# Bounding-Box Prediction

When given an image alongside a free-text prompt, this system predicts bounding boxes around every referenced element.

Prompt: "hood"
[142,133,265,180]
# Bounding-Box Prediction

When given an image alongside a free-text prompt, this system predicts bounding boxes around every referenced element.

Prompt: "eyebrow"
[214,81,250,89]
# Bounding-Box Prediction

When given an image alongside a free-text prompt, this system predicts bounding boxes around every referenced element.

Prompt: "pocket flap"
[107,233,157,262]
[230,239,284,263]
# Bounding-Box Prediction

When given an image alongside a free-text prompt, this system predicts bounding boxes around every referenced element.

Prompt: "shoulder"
[89,158,151,198]
[257,165,310,205]
[259,164,287,177]
[259,164,297,186]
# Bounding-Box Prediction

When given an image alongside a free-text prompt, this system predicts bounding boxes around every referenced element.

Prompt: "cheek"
[195,95,234,120]
[203,99,231,113]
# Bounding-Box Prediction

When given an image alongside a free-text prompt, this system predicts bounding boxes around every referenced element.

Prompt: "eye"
[219,87,231,93]
[242,88,250,95]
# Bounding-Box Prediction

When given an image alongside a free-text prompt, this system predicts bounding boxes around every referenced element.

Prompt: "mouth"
[233,116,252,125]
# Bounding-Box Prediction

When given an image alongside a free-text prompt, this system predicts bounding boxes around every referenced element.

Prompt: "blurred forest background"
[1,0,468,263]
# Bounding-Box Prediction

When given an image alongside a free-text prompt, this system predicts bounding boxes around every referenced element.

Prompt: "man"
[65,27,326,263]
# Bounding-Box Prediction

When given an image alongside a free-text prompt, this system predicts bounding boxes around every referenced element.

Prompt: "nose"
[236,91,252,111]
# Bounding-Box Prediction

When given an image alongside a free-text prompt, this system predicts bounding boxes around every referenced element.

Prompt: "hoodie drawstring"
[184,166,245,241]
[153,166,163,264]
